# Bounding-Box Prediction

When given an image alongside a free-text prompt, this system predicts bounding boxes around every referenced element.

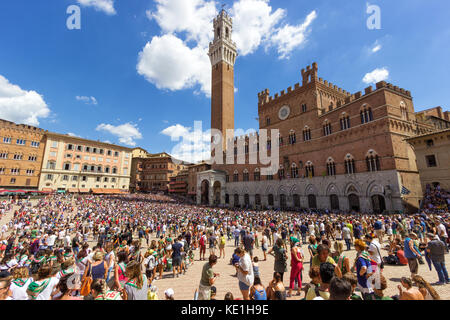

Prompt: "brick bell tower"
[209,9,237,152]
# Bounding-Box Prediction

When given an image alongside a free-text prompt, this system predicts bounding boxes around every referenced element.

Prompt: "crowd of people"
[422,184,450,213]
[0,190,448,301]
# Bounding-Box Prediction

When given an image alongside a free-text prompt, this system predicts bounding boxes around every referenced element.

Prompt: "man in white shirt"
[437,221,449,252]
[64,234,71,248]
[47,233,57,250]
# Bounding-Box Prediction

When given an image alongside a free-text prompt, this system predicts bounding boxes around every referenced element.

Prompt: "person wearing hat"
[52,273,82,300]
[404,232,422,278]
[164,288,174,300]
[210,286,217,300]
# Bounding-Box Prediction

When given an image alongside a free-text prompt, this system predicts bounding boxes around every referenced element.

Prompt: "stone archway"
[348,194,360,211]
[330,194,339,210]
[308,194,317,209]
[201,180,209,205]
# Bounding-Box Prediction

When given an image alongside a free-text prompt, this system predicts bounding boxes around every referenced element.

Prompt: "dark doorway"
[234,194,239,207]
[268,194,274,206]
[308,194,317,209]
[201,180,209,205]
[280,194,287,209]
[348,194,360,211]
[293,194,300,207]
[330,194,339,210]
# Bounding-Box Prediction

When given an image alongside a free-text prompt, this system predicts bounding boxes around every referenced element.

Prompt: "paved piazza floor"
[1,201,449,300]
[147,234,450,300]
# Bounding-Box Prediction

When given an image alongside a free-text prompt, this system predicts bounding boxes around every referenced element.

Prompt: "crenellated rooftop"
[258,63,412,109]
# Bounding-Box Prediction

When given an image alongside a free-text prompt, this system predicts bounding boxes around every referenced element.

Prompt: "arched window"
[243,169,249,182]
[303,126,311,141]
[112,167,118,174]
[301,104,307,113]
[366,150,380,172]
[326,158,336,176]
[225,171,230,183]
[278,165,285,180]
[291,162,299,178]
[289,130,296,145]
[278,133,284,147]
[340,113,351,130]
[254,168,261,181]
[329,102,334,112]
[105,166,110,174]
[233,170,239,182]
[360,105,374,124]
[345,154,356,174]
[323,120,332,136]
[305,161,315,178]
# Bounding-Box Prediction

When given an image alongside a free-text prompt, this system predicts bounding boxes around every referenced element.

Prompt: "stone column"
[196,184,202,205]
[209,185,214,206]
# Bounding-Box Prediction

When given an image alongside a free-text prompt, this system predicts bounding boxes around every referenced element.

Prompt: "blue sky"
[0,0,449,162]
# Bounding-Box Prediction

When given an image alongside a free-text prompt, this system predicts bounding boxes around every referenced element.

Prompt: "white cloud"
[96,122,143,146]
[370,40,382,53]
[269,10,317,59]
[363,67,389,84]
[137,34,211,95]
[161,123,211,163]
[231,0,285,56]
[371,44,381,53]
[148,0,216,48]
[76,95,98,105]
[139,0,316,96]
[77,0,116,15]
[0,75,50,126]
[67,132,82,138]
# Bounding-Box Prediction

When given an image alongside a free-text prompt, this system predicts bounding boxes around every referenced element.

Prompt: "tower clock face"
[278,105,290,120]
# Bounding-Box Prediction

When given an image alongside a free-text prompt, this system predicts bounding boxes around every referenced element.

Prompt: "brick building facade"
[196,10,436,213]
[131,152,187,193]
